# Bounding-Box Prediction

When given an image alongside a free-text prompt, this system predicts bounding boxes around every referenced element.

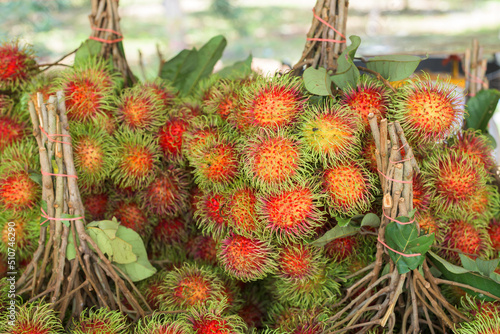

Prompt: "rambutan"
[258,182,325,243]
[71,121,118,188]
[390,76,464,146]
[226,184,260,236]
[134,313,191,334]
[187,235,219,266]
[71,307,130,334]
[191,138,240,191]
[0,111,27,152]
[194,190,229,237]
[158,263,225,311]
[449,130,496,172]
[453,311,500,334]
[182,118,221,162]
[341,75,390,130]
[108,197,154,238]
[139,271,168,310]
[465,185,500,220]
[214,268,243,311]
[184,300,247,334]
[0,212,40,260]
[204,79,240,121]
[276,243,323,281]
[416,212,443,242]
[0,41,38,91]
[0,300,64,334]
[157,114,191,163]
[241,129,302,192]
[422,149,489,219]
[360,134,378,174]
[218,233,277,281]
[238,300,266,330]
[324,234,359,261]
[239,74,306,130]
[82,190,110,221]
[323,161,377,217]
[488,219,500,252]
[440,219,491,264]
[412,173,431,212]
[151,215,188,248]
[268,304,329,334]
[54,59,117,122]
[111,128,160,190]
[0,170,41,215]
[143,79,178,109]
[299,102,363,165]
[115,83,166,131]
[140,164,190,216]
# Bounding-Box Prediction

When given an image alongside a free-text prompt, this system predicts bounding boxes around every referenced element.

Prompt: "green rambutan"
[239,74,306,130]
[111,128,160,190]
[182,117,222,161]
[183,300,247,334]
[390,75,464,146]
[71,307,130,334]
[82,190,110,221]
[194,190,229,237]
[322,161,377,217]
[71,121,118,188]
[440,219,491,264]
[449,130,496,172]
[241,129,303,192]
[134,313,190,334]
[0,300,64,334]
[0,212,40,260]
[158,262,225,311]
[115,83,166,131]
[422,149,489,219]
[488,219,500,252]
[258,182,325,243]
[187,235,219,266]
[0,41,38,91]
[143,79,178,109]
[341,75,390,130]
[54,59,117,122]
[108,197,154,238]
[218,233,277,282]
[226,184,260,237]
[299,102,363,165]
[139,164,190,216]
[453,311,500,334]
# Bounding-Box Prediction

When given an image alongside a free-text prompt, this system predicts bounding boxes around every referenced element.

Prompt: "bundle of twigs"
[292,0,348,74]
[16,92,149,324]
[325,114,500,334]
[89,0,136,86]
[464,39,489,98]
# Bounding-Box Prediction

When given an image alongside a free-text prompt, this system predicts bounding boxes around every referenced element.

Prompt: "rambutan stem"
[356,66,396,93]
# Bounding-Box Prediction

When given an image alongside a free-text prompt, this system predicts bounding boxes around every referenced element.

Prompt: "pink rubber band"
[308,8,346,44]
[40,207,84,226]
[390,157,412,164]
[41,171,78,179]
[398,143,407,151]
[383,210,415,225]
[378,237,421,257]
[39,126,71,145]
[90,26,124,44]
[377,169,412,184]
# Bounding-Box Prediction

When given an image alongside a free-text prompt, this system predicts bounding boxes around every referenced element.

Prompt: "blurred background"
[1,0,500,80]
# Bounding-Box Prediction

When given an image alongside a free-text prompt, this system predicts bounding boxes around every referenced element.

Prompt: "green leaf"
[74,39,102,67]
[310,225,360,247]
[360,213,381,227]
[28,171,42,186]
[385,218,435,274]
[429,251,500,300]
[61,213,79,228]
[66,229,80,261]
[181,35,227,96]
[459,253,479,272]
[87,218,120,239]
[465,89,500,132]
[476,258,500,277]
[484,132,497,149]
[365,55,423,81]
[336,216,351,227]
[113,226,156,282]
[109,238,136,264]
[40,201,49,227]
[303,67,332,96]
[87,227,113,259]
[159,48,199,86]
[330,35,361,90]
[217,54,253,79]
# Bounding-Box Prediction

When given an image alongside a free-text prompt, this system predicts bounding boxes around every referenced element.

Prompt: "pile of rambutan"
[2,34,500,333]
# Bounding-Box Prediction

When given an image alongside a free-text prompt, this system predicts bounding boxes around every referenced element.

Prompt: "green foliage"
[73,39,102,67]
[160,35,227,96]
[217,54,253,79]
[302,67,332,96]
[465,89,500,132]
[365,54,423,81]
[330,35,361,90]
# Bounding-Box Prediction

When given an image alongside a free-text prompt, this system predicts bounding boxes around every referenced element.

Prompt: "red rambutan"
[194,190,229,237]
[0,170,41,214]
[0,300,64,334]
[226,185,260,236]
[0,41,37,91]
[0,112,26,152]
[341,75,390,130]
[158,116,191,163]
[440,219,491,264]
[277,243,322,281]
[151,215,188,249]
[71,307,130,334]
[0,212,39,260]
[218,233,277,281]
[108,197,153,238]
[412,173,431,213]
[360,134,378,174]
[184,300,247,334]
[324,234,359,261]
[187,235,219,266]
[82,190,110,221]
[143,79,177,109]
[391,76,464,146]
[450,130,495,172]
[488,219,500,252]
